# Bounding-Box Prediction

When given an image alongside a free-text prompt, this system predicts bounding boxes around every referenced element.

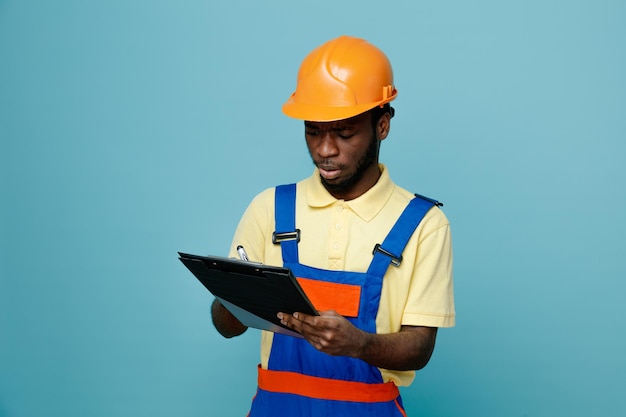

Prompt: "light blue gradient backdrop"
[1,1,625,416]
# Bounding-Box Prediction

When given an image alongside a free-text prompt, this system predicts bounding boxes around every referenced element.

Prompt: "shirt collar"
[305,164,395,222]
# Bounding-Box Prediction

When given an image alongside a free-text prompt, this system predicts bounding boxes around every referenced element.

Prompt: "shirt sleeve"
[401,211,455,328]
[228,187,275,264]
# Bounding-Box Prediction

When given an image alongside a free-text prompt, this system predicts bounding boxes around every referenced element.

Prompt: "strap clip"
[373,243,402,267]
[414,193,443,207]
[272,229,301,244]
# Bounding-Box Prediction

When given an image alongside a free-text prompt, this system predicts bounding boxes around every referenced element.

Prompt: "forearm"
[211,298,248,338]
[357,326,438,371]
[279,311,437,371]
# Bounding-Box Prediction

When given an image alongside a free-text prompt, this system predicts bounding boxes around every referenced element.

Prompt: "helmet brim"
[281,92,397,122]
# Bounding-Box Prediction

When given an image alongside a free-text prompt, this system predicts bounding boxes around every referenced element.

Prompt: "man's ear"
[377,112,391,141]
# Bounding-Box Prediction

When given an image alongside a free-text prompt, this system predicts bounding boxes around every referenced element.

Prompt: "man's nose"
[317,133,339,158]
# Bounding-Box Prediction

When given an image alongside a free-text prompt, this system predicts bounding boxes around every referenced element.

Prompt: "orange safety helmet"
[282,35,397,122]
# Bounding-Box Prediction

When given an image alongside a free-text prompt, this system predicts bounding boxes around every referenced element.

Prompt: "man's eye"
[305,130,319,136]
[337,132,354,139]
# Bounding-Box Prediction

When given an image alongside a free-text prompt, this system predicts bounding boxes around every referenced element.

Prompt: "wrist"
[355,329,373,360]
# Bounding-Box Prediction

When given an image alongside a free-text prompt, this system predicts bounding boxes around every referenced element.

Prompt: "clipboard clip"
[272,229,301,244]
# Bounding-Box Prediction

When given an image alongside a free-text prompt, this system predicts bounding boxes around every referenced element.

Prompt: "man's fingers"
[278,312,307,331]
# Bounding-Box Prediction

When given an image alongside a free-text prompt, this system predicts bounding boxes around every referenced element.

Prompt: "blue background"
[1,1,625,416]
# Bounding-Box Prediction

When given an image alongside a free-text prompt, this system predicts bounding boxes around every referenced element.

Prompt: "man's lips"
[317,164,341,180]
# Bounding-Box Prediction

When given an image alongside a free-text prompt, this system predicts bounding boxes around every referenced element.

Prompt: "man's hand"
[211,298,248,338]
[278,310,437,371]
[278,310,367,357]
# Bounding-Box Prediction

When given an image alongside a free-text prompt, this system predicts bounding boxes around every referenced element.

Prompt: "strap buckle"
[414,193,443,207]
[373,243,402,267]
[272,229,301,244]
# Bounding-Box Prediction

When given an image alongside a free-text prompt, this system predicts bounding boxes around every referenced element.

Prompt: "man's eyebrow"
[304,122,355,130]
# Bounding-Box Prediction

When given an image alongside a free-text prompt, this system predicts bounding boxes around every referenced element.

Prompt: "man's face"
[304,111,383,201]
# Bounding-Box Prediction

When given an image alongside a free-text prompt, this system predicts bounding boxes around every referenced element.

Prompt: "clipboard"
[178,252,318,338]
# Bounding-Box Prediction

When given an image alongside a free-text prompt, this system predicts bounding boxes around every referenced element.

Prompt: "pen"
[236,245,249,262]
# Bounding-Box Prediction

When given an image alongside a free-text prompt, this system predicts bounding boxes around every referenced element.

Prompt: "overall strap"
[367,195,439,277]
[273,184,299,264]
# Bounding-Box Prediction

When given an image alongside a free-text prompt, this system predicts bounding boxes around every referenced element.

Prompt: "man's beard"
[317,134,379,195]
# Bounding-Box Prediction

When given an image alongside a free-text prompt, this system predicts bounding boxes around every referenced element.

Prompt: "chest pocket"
[296,277,361,317]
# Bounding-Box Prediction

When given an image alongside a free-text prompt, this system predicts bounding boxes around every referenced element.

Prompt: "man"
[211,35,455,416]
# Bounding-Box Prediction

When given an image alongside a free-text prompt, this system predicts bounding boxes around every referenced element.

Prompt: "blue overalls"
[248,184,438,417]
